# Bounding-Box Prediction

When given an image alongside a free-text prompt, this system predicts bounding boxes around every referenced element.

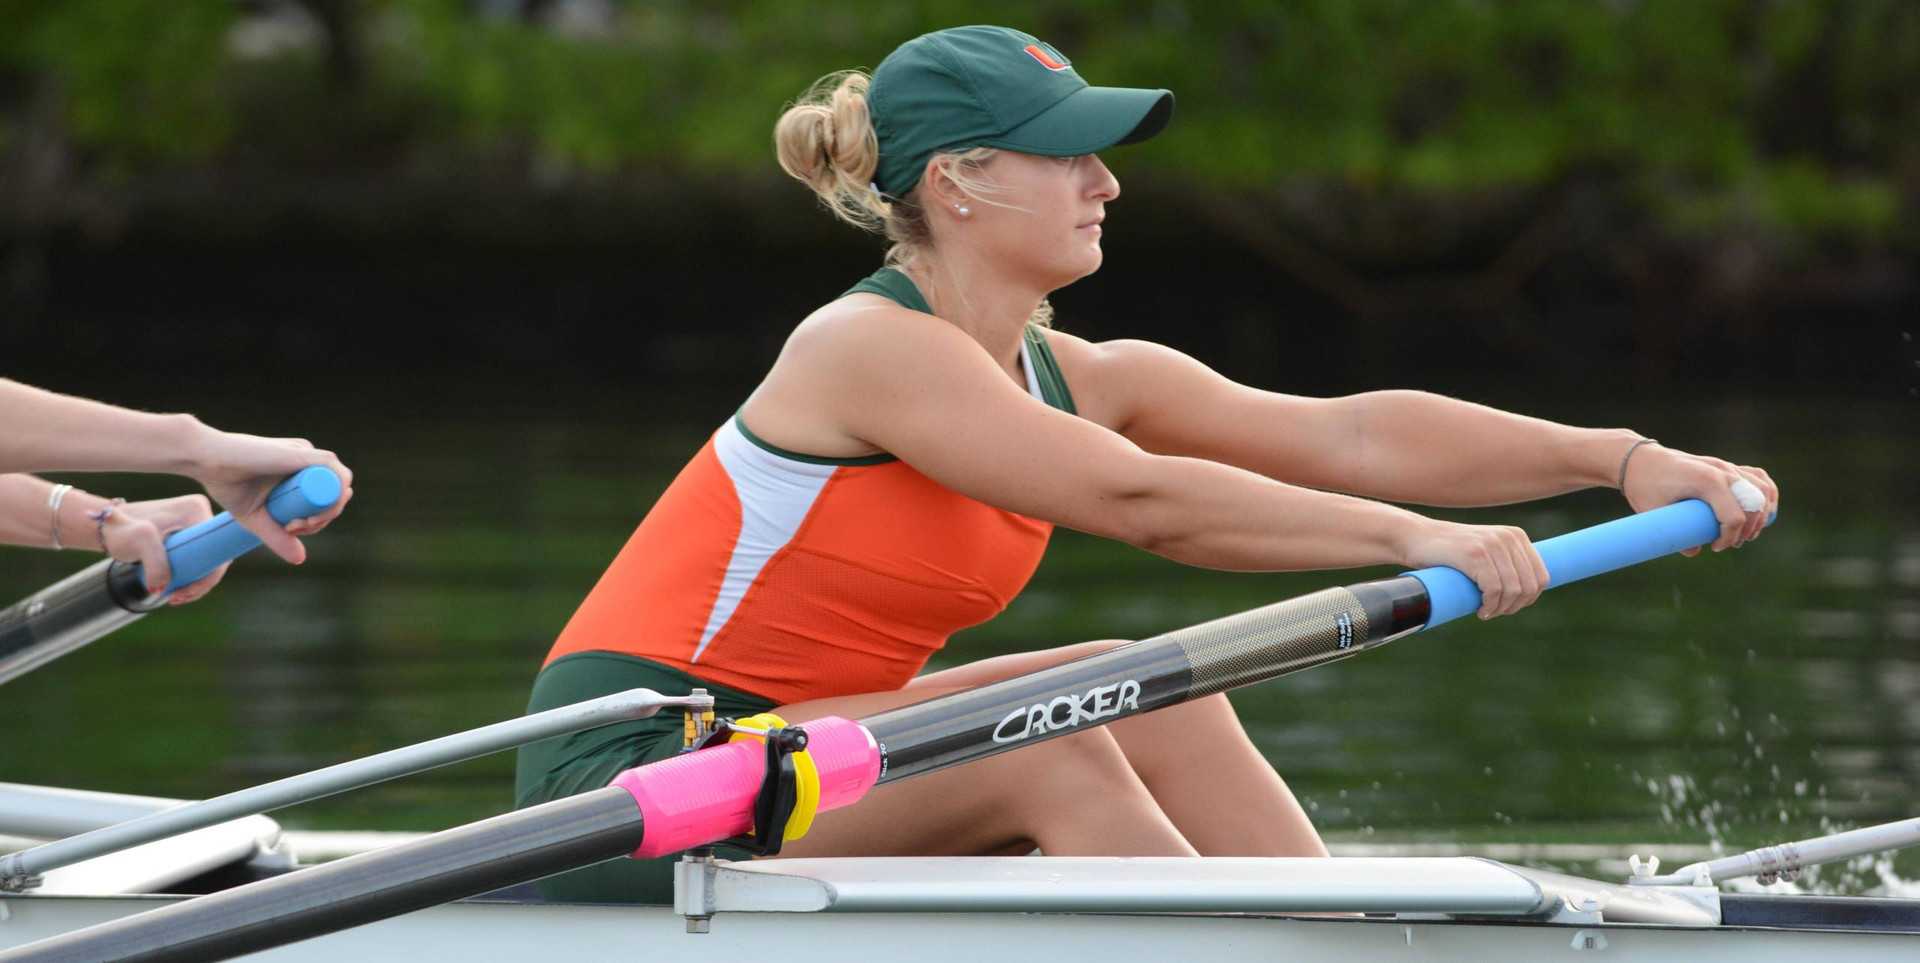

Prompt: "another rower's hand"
[105,494,229,603]
[1398,519,1550,620]
[185,426,354,564]
[1620,444,1778,556]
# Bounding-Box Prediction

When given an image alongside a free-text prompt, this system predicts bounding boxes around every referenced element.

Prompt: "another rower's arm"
[0,379,353,562]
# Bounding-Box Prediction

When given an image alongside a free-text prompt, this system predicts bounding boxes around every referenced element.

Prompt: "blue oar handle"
[1408,498,1775,630]
[147,466,344,593]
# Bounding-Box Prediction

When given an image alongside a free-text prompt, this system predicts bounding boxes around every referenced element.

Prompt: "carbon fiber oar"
[2,498,1761,963]
[0,467,343,686]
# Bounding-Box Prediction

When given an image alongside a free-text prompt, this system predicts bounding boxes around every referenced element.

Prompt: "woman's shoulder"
[741,293,992,461]
[787,292,981,369]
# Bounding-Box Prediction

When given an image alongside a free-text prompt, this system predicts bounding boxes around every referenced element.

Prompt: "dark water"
[5,383,1916,891]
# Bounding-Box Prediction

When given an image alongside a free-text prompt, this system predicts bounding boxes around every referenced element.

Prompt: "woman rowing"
[514,25,1777,903]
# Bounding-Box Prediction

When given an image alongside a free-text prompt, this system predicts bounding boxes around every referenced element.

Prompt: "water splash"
[1641,769,1913,895]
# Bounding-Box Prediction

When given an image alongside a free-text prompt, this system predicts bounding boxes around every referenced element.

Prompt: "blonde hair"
[774,70,1054,327]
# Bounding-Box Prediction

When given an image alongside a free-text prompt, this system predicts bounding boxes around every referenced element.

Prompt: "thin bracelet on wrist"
[1618,438,1658,491]
[47,483,74,550]
[87,497,127,553]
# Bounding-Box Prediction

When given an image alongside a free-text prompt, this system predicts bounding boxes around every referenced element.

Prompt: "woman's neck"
[899,256,1041,376]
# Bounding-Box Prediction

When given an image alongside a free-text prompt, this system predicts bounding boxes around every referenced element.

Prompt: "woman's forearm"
[0,380,213,476]
[1119,454,1427,572]
[1335,390,1642,507]
[1111,451,1550,620]
[0,473,120,550]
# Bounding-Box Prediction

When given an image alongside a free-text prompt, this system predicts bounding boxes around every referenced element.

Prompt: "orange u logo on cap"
[1023,43,1069,71]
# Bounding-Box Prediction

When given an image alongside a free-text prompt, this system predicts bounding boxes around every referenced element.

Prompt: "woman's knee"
[1014,728,1144,803]
[1192,692,1240,724]
[1127,692,1243,736]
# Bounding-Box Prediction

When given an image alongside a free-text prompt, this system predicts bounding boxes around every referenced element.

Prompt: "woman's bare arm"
[1063,337,1776,552]
[794,307,1551,617]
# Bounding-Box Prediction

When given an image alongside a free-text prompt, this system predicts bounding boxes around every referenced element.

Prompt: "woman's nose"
[1086,154,1120,201]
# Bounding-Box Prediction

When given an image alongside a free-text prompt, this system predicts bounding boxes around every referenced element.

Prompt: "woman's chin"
[1078,247,1104,277]
[1016,247,1103,291]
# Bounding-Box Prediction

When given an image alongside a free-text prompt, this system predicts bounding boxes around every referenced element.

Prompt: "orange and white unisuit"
[544,338,1069,706]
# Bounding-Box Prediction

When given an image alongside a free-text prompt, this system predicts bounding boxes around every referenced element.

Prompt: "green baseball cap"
[868,25,1174,198]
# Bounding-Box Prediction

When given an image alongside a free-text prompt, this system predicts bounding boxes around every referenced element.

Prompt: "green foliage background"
[3,0,1915,244]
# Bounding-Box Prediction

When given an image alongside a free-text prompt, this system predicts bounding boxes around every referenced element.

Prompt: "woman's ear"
[921,157,964,212]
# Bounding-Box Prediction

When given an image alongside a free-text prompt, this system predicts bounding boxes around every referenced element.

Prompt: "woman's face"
[940,150,1121,290]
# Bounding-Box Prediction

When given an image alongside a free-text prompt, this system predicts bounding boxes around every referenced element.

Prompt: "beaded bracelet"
[1618,438,1658,491]
[47,483,74,550]
[87,497,127,552]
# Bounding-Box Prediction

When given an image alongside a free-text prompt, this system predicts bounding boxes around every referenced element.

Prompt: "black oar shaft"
[864,575,1429,782]
[0,788,641,963]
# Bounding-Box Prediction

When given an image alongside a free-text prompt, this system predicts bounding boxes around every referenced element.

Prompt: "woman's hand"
[1621,443,1778,555]
[1397,519,1551,619]
[101,494,228,603]
[184,426,354,564]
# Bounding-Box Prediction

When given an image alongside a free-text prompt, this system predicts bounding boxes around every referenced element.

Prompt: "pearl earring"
[956,205,970,216]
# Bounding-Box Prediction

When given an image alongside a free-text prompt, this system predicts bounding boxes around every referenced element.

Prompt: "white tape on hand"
[1730,478,1765,513]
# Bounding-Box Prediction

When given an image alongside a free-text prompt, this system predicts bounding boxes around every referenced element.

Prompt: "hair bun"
[776,70,884,230]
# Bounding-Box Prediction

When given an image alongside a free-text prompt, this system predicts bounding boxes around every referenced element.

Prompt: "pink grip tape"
[609,716,881,859]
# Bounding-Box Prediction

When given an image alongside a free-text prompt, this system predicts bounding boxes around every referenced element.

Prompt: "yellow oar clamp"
[713,712,820,854]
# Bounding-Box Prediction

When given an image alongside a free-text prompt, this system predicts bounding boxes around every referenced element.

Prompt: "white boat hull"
[4,892,1918,962]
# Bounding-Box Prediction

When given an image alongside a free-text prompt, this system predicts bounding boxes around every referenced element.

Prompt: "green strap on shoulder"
[840,267,932,315]
[1022,324,1077,415]
[841,267,1076,415]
